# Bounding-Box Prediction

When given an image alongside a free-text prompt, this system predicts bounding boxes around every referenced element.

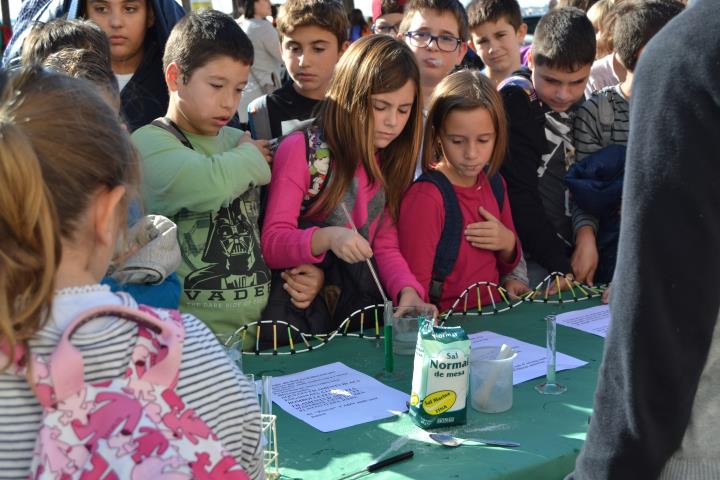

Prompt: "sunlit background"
[1,0,549,25]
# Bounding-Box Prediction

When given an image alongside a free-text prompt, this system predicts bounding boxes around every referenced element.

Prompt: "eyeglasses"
[371,23,400,35]
[405,31,462,52]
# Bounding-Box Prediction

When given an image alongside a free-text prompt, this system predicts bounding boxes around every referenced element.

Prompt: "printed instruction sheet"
[555,304,611,338]
[468,331,588,385]
[270,362,409,432]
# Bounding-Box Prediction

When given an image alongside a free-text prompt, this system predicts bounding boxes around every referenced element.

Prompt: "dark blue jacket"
[565,143,625,283]
[2,0,185,131]
[565,143,625,220]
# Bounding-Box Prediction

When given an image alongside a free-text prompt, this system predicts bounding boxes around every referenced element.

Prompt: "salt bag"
[409,320,470,428]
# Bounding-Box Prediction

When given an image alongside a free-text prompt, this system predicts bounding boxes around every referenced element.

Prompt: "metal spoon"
[429,433,520,448]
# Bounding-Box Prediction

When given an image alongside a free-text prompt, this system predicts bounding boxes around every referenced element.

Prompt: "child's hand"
[281,264,324,309]
[502,278,531,299]
[396,288,438,319]
[540,273,575,297]
[571,226,598,286]
[602,284,612,304]
[465,206,516,260]
[329,227,373,263]
[238,132,271,163]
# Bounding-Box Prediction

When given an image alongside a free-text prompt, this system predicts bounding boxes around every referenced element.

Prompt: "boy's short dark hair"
[532,7,595,71]
[380,0,405,16]
[399,0,470,42]
[467,0,522,30]
[613,0,684,72]
[21,18,111,66]
[276,0,350,48]
[163,10,254,80]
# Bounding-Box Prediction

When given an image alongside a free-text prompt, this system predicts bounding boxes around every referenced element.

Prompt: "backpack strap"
[416,170,506,305]
[47,305,184,405]
[151,117,194,150]
[596,93,615,148]
[488,172,505,212]
[248,94,272,140]
[416,170,462,305]
[300,126,332,214]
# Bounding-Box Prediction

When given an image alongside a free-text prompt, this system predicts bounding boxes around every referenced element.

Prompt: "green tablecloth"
[244,300,605,480]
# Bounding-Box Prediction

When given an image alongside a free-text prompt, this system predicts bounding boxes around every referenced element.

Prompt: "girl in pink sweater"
[261,35,431,335]
[399,70,522,312]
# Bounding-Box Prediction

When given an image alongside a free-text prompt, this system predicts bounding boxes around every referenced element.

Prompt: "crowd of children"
[0,0,689,477]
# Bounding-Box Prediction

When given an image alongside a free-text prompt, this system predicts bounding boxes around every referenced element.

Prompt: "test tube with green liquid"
[383,300,394,373]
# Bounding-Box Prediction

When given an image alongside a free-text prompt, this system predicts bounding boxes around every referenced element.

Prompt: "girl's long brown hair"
[422,69,508,177]
[0,67,139,370]
[310,34,423,222]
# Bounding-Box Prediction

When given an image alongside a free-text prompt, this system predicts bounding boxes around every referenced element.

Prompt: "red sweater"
[398,172,521,311]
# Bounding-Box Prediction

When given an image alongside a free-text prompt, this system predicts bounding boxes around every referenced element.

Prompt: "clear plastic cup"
[470,346,517,413]
[392,306,434,355]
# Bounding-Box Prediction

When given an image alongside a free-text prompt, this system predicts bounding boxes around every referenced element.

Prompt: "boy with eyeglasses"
[398,0,468,107]
[371,0,405,36]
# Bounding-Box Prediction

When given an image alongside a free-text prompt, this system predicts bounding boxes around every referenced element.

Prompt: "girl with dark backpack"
[399,70,522,311]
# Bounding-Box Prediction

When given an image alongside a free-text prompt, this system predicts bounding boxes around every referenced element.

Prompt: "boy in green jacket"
[133,10,272,339]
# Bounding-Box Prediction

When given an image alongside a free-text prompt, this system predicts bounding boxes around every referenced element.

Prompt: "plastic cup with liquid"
[392,306,434,355]
[470,345,517,413]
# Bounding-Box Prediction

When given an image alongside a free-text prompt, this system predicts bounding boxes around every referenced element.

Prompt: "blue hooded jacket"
[3,0,185,132]
[565,143,626,283]
[565,143,626,219]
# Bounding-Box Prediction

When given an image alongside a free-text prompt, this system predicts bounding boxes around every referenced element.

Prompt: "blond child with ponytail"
[0,68,264,479]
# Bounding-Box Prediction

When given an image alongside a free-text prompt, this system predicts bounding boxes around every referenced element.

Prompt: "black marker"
[335,450,415,480]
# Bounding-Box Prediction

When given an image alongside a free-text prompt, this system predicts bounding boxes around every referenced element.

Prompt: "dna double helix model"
[221,272,606,355]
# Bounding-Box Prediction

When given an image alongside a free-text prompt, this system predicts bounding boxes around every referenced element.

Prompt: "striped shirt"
[0,285,264,479]
[573,84,630,162]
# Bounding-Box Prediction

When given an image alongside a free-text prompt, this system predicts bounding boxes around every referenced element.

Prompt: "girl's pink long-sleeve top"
[261,131,424,302]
